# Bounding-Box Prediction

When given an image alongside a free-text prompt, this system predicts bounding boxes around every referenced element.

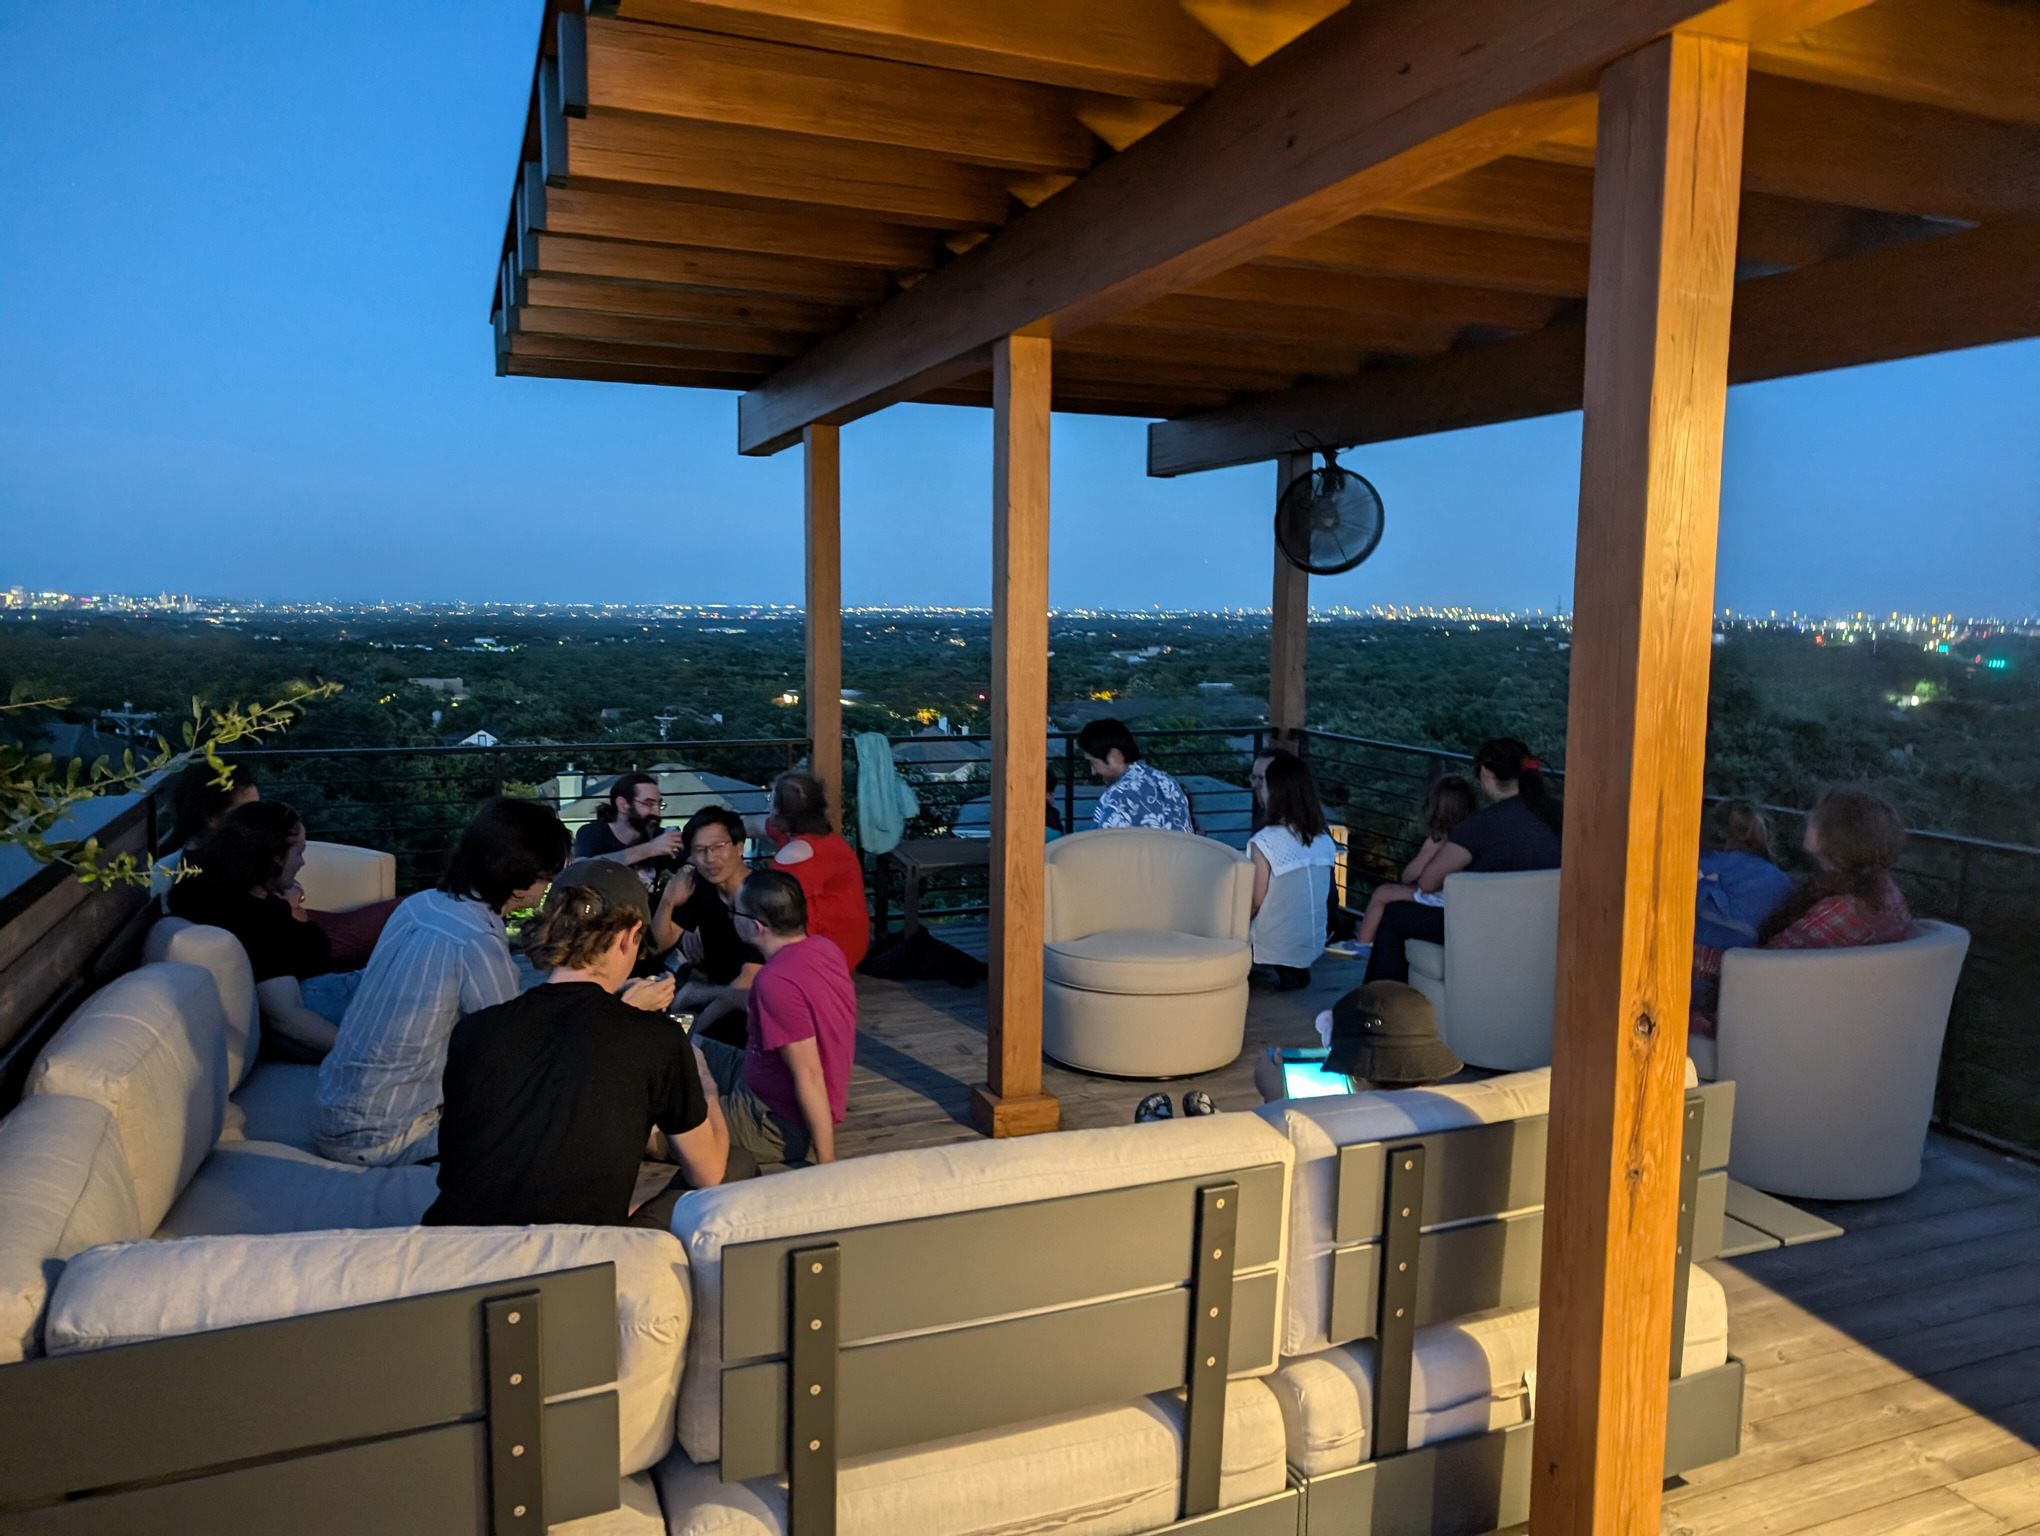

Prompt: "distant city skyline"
[2,7,2036,621]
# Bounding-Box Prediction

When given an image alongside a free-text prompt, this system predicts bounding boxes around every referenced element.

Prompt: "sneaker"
[1134,1092,1174,1123]
[1182,1091,1217,1117]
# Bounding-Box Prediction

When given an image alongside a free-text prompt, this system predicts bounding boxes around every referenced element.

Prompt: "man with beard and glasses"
[574,772,684,888]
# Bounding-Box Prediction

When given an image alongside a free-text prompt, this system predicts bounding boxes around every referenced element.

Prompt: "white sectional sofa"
[0,938,1746,1535]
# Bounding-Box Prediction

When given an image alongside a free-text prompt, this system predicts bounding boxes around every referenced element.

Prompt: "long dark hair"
[1473,738,1562,835]
[1261,755,1328,843]
[190,800,302,895]
[440,797,571,911]
[170,760,255,850]
[1758,787,1906,942]
[1422,775,1478,838]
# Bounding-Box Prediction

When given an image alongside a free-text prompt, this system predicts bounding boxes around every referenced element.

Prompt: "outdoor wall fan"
[1275,448,1385,575]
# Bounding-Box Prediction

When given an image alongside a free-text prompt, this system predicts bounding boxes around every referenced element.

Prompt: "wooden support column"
[1268,451,1311,744]
[1532,31,1746,1536]
[803,424,843,831]
[972,336,1061,1139]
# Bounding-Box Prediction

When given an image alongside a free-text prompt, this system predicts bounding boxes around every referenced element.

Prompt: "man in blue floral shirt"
[1078,718,1196,832]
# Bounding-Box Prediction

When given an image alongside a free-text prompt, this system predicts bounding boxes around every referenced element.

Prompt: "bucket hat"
[1323,981,1462,1085]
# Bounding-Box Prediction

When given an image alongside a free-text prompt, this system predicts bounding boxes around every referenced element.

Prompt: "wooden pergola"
[490,3,2040,1528]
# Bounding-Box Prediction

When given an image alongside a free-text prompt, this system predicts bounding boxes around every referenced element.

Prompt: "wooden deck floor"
[835,926,2040,1535]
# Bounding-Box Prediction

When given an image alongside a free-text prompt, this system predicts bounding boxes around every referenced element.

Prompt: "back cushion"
[0,1095,144,1362]
[143,918,259,1089]
[27,963,230,1232]
[1256,1071,1551,1358]
[669,1111,1294,1464]
[46,1226,690,1476]
[296,841,396,914]
[1046,829,1245,941]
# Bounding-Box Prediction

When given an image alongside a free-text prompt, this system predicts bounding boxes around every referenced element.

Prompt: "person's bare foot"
[1254,1049,1287,1103]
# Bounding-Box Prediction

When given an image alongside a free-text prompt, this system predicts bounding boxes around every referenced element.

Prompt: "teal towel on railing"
[855,732,919,856]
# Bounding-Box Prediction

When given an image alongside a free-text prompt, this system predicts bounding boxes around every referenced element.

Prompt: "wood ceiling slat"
[514,305,814,358]
[506,354,761,390]
[1183,263,1562,332]
[1053,354,1302,392]
[531,232,892,306]
[1263,217,1589,297]
[611,0,1235,103]
[1751,0,2040,126]
[506,331,784,375]
[1110,292,1457,353]
[567,113,1016,228]
[1177,0,1350,66]
[1379,157,1592,242]
[1056,324,1368,377]
[586,19,1099,175]
[521,273,847,333]
[542,185,938,268]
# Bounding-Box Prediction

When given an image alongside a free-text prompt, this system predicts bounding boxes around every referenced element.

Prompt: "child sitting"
[1356,776,1479,944]
[1695,799,1795,951]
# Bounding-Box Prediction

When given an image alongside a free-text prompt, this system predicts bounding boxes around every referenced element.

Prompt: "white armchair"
[294,841,396,914]
[1403,868,1561,1072]
[1040,829,1254,1077]
[1712,919,1970,1200]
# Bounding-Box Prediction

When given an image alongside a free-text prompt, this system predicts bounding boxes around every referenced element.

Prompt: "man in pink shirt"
[695,868,856,1166]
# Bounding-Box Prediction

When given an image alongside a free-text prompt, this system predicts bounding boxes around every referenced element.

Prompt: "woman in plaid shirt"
[1691,787,1911,1037]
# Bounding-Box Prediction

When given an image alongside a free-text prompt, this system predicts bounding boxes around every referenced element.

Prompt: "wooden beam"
[531,232,891,306]
[804,425,845,834]
[504,331,778,377]
[1179,0,1350,66]
[1378,156,1595,241]
[540,184,940,268]
[1264,216,1591,297]
[514,304,814,358]
[1751,0,2040,126]
[1057,323,1371,378]
[972,335,1060,1140]
[565,112,1016,229]
[1533,32,1746,1534]
[1070,292,1459,355]
[736,0,1764,454]
[1145,216,2040,473]
[1184,263,1564,333]
[519,273,846,334]
[1268,453,1311,743]
[612,0,1235,104]
[502,355,757,390]
[586,19,1100,175]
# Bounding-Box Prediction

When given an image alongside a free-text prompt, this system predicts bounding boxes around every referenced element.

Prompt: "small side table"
[879,838,992,936]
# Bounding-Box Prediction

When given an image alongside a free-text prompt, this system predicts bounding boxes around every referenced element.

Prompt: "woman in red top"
[765,770,870,971]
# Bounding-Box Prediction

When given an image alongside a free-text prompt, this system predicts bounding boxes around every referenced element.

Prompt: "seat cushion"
[222,1061,320,1151]
[1268,1266,1729,1475]
[26,963,230,1232]
[1044,930,1252,996]
[0,1095,143,1362]
[143,919,260,1089]
[655,1377,1287,1536]
[155,1141,438,1238]
[46,1225,692,1476]
[670,1113,1293,1464]
[1405,939,1445,983]
[295,841,396,914]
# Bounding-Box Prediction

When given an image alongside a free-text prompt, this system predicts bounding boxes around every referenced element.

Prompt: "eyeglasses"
[633,797,665,811]
[691,839,738,856]
[730,909,759,927]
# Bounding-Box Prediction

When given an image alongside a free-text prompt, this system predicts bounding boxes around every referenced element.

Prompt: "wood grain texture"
[975,334,1058,1138]
[531,232,890,305]
[1531,31,1747,1536]
[1268,453,1311,742]
[518,272,846,333]
[804,424,844,834]
[1182,263,1563,334]
[514,304,813,358]
[1750,0,2040,126]
[539,184,938,268]
[1264,216,1591,297]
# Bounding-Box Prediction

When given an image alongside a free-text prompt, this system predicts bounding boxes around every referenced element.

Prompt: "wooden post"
[1268,451,1312,744]
[1532,31,1746,1536]
[803,424,843,832]
[971,335,1061,1139]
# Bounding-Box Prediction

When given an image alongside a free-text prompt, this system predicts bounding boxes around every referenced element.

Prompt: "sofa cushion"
[27,963,229,1232]
[655,1377,1287,1536]
[155,1141,438,1238]
[1044,930,1253,995]
[46,1226,690,1475]
[143,918,259,1089]
[1405,939,1445,983]
[1267,1266,1728,1475]
[670,1113,1293,1464]
[1257,1072,1551,1358]
[0,1095,143,1362]
[221,1061,320,1151]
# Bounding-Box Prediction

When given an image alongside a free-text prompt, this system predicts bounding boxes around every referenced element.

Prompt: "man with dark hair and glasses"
[695,869,856,1168]
[659,805,764,1044]
[574,771,683,882]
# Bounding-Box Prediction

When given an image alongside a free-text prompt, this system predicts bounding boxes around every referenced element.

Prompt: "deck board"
[830,925,2040,1536]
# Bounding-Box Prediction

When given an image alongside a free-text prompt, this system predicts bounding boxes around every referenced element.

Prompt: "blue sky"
[3,4,2035,618]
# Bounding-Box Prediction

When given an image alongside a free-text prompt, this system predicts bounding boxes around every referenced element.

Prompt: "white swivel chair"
[1403,868,1562,1072]
[1041,829,1254,1077]
[1714,920,1970,1200]
[294,841,396,913]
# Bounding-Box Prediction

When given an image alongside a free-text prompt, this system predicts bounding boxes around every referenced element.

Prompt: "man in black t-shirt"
[660,805,764,1046]
[573,772,684,887]
[426,860,746,1230]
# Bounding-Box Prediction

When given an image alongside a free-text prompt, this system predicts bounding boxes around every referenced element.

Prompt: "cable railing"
[226,727,2037,1155]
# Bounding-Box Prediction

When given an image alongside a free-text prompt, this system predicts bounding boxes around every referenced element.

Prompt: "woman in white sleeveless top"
[1248,755,1341,990]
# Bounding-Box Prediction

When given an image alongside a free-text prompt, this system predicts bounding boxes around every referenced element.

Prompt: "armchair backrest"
[1440,869,1563,1071]
[296,841,397,914]
[1043,828,1250,943]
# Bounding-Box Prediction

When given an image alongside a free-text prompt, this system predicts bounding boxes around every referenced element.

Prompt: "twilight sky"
[3,4,2035,618]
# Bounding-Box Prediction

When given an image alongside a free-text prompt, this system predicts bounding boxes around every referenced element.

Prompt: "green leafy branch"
[1,682,341,889]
